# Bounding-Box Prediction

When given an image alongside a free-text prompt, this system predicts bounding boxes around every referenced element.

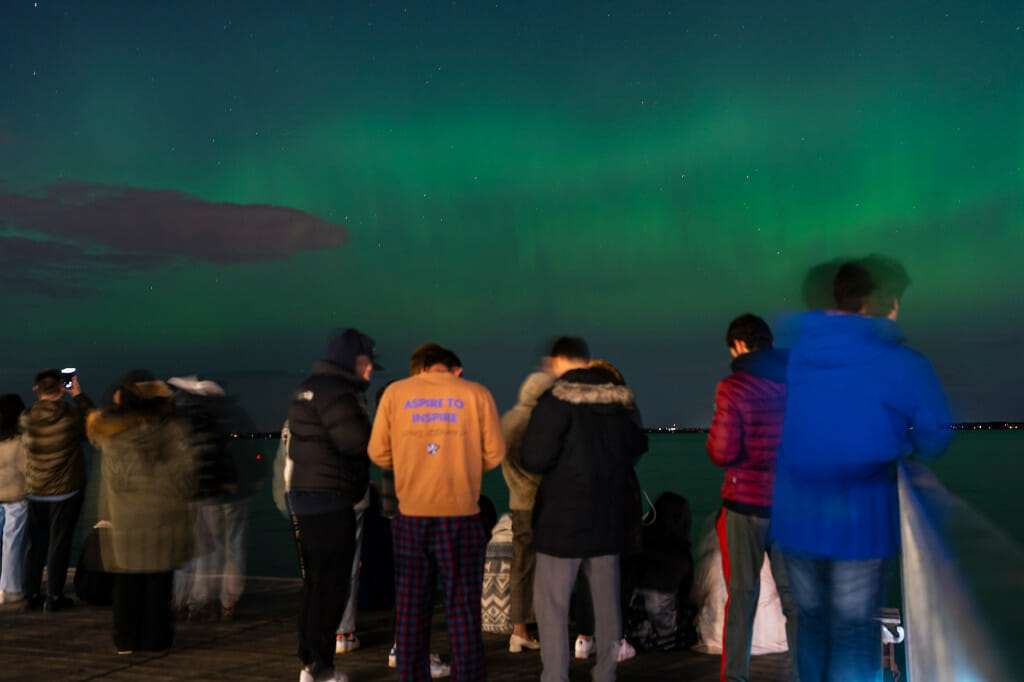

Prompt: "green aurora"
[1,1,1021,427]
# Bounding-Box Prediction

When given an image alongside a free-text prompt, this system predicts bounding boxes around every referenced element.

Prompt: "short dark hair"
[409,343,443,376]
[440,348,462,369]
[548,336,590,361]
[834,254,909,316]
[417,345,461,371]
[0,394,25,440]
[34,368,62,396]
[726,314,773,351]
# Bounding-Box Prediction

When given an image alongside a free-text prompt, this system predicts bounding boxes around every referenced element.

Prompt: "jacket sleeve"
[906,355,953,460]
[706,379,743,467]
[322,392,371,458]
[520,392,568,475]
[478,390,506,473]
[367,389,394,470]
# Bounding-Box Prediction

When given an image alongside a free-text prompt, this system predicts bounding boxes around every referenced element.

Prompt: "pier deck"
[0,577,793,681]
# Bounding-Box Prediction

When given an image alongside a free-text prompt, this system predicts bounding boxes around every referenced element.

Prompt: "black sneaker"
[44,596,75,612]
[21,594,44,612]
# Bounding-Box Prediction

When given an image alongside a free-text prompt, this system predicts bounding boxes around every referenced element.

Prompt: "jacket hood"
[517,372,554,408]
[312,360,369,391]
[731,348,789,384]
[87,392,174,444]
[552,368,635,410]
[795,310,905,370]
[644,491,692,549]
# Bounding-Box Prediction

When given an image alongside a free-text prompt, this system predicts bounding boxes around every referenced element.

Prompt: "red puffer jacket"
[705,349,787,510]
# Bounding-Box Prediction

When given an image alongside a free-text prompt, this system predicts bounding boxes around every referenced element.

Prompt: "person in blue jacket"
[772,255,952,682]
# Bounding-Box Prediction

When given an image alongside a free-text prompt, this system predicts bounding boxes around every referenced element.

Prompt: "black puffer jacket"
[172,391,237,500]
[521,368,648,558]
[20,394,94,496]
[286,361,371,503]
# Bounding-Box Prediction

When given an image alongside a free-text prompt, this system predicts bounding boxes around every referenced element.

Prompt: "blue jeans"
[783,554,893,682]
[337,505,365,634]
[175,498,249,609]
[0,500,29,595]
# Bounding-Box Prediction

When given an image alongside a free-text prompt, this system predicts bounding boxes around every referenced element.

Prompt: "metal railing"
[898,458,1024,681]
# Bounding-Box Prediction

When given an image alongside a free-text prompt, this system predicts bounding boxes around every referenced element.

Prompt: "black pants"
[293,508,357,674]
[113,572,175,651]
[24,492,84,600]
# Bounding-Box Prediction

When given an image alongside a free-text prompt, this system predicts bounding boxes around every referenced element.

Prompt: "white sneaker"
[574,635,594,659]
[0,592,24,605]
[430,653,451,678]
[300,667,349,682]
[617,638,636,662]
[509,632,540,652]
[335,632,360,654]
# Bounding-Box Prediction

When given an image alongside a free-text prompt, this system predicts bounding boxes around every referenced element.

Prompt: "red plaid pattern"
[392,513,487,682]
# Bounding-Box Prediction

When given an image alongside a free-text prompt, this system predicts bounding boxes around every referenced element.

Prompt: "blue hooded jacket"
[771,311,952,559]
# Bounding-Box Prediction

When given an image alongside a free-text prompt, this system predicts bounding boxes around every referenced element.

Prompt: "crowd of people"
[0,253,953,682]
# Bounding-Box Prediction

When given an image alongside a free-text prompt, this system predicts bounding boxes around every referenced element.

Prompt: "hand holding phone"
[61,367,76,391]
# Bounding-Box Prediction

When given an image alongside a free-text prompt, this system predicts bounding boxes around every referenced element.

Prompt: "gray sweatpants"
[717,507,800,682]
[534,552,620,682]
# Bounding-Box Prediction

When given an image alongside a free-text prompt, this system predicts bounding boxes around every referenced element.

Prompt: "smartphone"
[61,367,76,390]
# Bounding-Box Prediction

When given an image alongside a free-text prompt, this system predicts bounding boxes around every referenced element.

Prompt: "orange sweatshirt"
[368,371,505,517]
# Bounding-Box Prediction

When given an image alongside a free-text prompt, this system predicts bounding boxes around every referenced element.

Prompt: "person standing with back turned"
[287,328,380,682]
[773,255,952,682]
[522,336,648,682]
[707,314,798,682]
[369,345,505,682]
[20,368,94,612]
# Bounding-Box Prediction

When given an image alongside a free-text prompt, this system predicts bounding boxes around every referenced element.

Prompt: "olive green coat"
[88,408,197,573]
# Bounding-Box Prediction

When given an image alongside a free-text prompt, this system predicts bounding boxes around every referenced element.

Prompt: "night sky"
[1,1,1021,429]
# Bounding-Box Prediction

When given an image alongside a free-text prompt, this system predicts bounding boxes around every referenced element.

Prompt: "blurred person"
[521,337,648,682]
[0,394,28,603]
[287,328,378,682]
[500,369,552,653]
[706,314,798,682]
[87,377,197,652]
[369,344,505,682]
[169,376,247,622]
[20,368,94,611]
[773,255,952,682]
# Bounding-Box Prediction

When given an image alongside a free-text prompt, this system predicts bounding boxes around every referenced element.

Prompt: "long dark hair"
[0,394,26,440]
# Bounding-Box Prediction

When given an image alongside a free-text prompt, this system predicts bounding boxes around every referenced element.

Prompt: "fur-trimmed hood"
[87,381,175,445]
[551,368,635,410]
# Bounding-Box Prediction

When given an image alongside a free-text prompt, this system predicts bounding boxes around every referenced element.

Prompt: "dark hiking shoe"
[44,596,75,612]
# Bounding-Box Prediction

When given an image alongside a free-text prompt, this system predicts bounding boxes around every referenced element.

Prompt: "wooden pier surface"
[0,577,793,681]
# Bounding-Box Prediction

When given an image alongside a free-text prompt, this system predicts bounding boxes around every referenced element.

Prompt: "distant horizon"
[229,420,1024,439]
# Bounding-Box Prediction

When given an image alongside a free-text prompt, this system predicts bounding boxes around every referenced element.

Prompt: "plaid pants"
[393,513,487,682]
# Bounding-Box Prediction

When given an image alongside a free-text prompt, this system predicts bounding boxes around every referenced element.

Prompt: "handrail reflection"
[898,458,1024,682]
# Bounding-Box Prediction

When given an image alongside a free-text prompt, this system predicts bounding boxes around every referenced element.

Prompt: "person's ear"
[887,299,900,321]
[729,339,750,358]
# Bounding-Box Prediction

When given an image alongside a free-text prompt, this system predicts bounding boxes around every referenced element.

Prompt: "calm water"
[236,430,1024,578]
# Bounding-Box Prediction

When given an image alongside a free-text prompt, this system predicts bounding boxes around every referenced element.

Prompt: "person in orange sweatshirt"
[369,345,505,682]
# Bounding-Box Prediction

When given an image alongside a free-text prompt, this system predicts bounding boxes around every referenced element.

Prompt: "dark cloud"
[0,180,349,264]
[0,181,350,297]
